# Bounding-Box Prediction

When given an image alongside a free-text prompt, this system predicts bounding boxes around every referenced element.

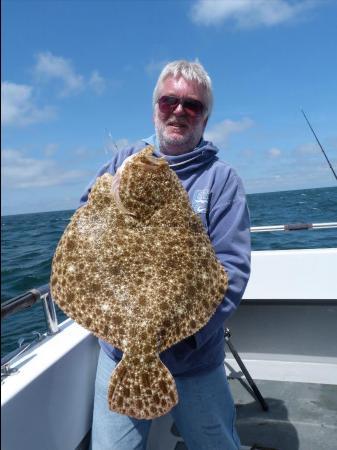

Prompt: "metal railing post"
[41,292,59,335]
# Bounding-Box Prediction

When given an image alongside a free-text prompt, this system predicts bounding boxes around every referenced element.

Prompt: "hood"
[142,134,219,175]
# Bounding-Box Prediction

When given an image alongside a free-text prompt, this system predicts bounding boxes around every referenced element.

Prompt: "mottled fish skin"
[50,146,228,419]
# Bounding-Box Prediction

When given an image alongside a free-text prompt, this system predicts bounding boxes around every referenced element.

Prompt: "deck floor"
[229,377,337,450]
[148,375,337,450]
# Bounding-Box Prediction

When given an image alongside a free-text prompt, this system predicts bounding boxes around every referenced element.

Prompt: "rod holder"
[41,292,59,335]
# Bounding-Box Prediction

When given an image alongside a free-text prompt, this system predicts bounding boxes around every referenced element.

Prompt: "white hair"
[152,60,213,118]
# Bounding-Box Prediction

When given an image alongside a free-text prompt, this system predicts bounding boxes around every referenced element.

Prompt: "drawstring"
[166,152,204,168]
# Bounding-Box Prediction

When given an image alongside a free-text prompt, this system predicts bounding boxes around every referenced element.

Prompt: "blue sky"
[2,0,337,215]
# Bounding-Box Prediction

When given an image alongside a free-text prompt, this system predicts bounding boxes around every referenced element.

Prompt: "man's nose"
[172,103,186,116]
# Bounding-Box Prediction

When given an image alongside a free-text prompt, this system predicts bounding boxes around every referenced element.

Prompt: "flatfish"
[50,146,228,419]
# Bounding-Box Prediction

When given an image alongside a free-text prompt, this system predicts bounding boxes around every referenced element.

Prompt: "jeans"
[91,349,241,450]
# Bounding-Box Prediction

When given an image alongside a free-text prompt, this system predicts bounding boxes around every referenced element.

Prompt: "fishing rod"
[301,109,337,181]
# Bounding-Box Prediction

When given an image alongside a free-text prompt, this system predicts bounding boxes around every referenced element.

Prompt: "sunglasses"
[157,95,205,117]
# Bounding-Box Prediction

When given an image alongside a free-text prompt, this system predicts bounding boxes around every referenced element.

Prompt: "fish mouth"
[136,147,167,170]
[111,147,167,216]
[111,171,134,215]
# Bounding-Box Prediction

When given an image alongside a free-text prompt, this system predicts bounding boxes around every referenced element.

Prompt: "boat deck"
[155,377,337,450]
[232,377,337,450]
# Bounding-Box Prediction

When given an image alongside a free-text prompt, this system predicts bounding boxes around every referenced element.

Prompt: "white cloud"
[294,142,319,156]
[240,148,255,159]
[33,51,106,96]
[241,138,337,193]
[43,143,58,157]
[204,117,253,147]
[268,147,282,158]
[89,70,106,95]
[190,0,317,28]
[74,146,92,157]
[244,160,335,193]
[1,81,55,126]
[2,149,87,189]
[145,59,169,76]
[34,51,85,96]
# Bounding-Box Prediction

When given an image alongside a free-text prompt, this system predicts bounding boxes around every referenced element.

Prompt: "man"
[82,60,251,450]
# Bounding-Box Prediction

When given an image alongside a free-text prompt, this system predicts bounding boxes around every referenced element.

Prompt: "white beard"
[154,118,205,155]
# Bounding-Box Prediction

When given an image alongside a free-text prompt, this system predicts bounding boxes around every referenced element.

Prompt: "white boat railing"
[250,221,337,233]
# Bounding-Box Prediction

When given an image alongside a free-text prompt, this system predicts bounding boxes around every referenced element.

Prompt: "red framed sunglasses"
[157,95,205,117]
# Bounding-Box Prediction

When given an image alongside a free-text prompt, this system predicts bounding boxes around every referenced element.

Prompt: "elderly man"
[82,60,251,450]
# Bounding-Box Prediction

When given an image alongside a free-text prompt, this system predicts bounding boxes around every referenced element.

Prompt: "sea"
[1,186,337,357]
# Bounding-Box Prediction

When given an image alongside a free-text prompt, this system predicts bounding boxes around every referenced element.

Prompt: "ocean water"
[1,186,337,357]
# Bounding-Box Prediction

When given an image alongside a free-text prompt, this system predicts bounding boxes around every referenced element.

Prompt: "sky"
[2,0,337,215]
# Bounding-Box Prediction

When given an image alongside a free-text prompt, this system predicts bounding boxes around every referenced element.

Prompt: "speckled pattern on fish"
[50,146,228,419]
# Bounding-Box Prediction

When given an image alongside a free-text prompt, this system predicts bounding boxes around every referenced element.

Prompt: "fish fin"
[107,354,178,419]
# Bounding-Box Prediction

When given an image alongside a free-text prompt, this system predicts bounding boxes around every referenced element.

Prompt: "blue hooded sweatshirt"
[79,135,251,377]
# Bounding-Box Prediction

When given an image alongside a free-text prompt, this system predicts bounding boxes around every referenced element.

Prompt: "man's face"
[154,76,208,155]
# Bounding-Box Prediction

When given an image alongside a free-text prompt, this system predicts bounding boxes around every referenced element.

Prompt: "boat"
[2,222,337,450]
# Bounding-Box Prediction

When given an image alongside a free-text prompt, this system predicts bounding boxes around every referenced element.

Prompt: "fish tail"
[108,353,178,419]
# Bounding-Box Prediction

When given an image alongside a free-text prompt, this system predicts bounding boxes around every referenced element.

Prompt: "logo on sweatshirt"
[192,189,210,214]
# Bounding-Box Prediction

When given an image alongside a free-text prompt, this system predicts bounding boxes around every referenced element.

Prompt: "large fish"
[50,146,228,419]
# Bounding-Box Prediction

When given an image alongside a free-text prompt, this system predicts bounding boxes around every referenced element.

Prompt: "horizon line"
[1,185,335,218]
